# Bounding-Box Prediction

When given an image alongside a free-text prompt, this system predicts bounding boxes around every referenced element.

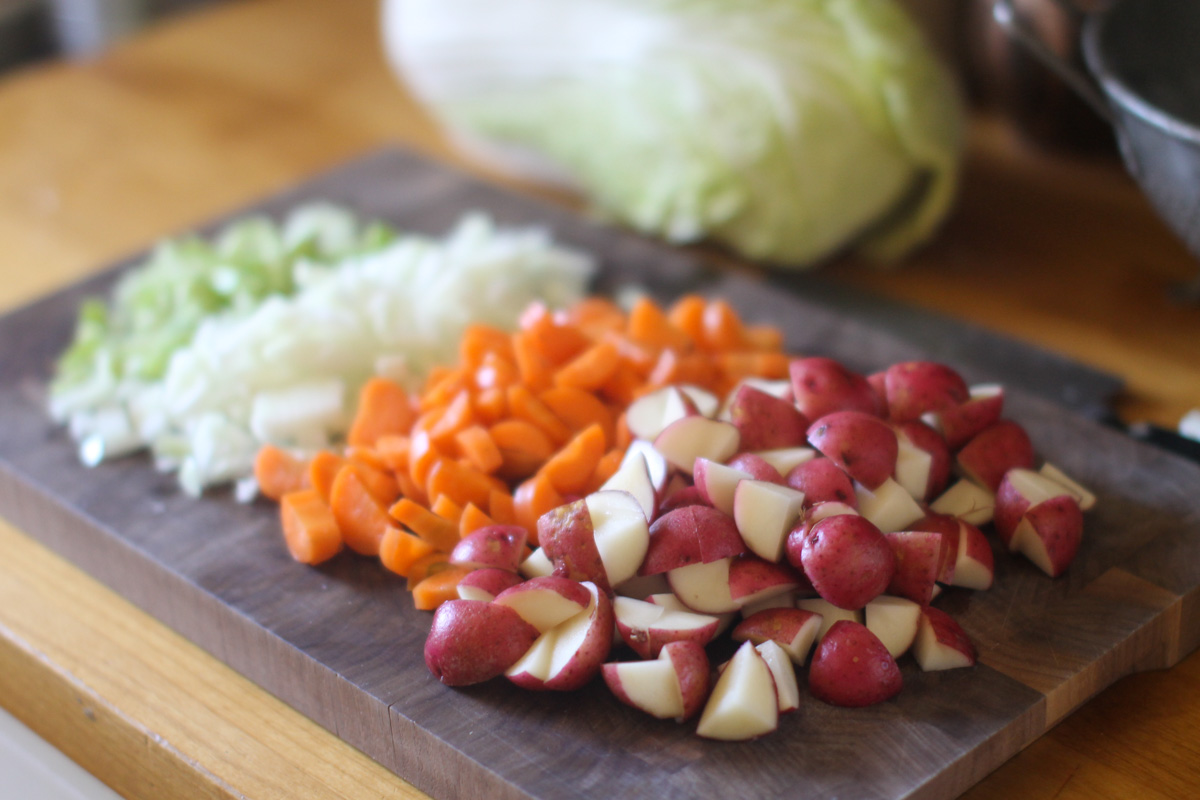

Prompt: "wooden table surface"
[1,1,1198,798]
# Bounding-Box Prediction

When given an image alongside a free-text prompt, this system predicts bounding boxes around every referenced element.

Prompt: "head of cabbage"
[383,0,964,269]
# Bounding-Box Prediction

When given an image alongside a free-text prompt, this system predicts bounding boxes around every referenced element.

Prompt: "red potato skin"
[449,524,529,572]
[799,515,895,611]
[507,584,614,692]
[726,554,802,602]
[661,640,712,721]
[732,607,820,653]
[883,361,970,423]
[867,371,889,417]
[544,588,614,691]
[1021,495,1084,576]
[785,457,857,508]
[908,513,960,584]
[727,384,810,451]
[884,531,942,605]
[538,498,611,592]
[424,600,540,686]
[641,505,746,576]
[956,420,1035,493]
[726,452,785,484]
[807,411,899,491]
[894,420,952,501]
[494,575,593,612]
[936,391,1004,451]
[992,469,1075,548]
[922,606,977,664]
[456,567,524,600]
[808,621,903,707]
[657,484,709,516]
[789,357,885,421]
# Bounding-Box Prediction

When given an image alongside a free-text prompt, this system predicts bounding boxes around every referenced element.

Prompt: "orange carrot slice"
[389,497,460,553]
[412,565,472,610]
[307,451,346,502]
[347,377,415,448]
[279,489,343,565]
[538,423,606,496]
[379,526,438,578]
[329,467,391,556]
[553,341,621,391]
[254,445,309,502]
[455,425,503,474]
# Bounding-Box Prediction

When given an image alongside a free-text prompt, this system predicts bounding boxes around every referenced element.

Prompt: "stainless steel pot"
[995,0,1200,300]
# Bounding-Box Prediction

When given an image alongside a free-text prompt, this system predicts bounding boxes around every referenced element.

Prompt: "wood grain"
[3,149,1200,800]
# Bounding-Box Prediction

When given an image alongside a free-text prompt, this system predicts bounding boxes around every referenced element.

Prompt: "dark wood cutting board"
[2,149,1199,800]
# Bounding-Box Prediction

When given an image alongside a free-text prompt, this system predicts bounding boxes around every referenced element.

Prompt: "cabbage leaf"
[385,0,965,267]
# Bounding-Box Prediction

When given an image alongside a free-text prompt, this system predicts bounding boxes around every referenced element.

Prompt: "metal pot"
[995,0,1200,300]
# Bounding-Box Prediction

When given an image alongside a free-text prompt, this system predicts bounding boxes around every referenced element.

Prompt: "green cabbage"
[385,0,965,267]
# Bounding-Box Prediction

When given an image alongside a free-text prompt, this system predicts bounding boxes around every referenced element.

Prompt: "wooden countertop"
[1,1,1197,798]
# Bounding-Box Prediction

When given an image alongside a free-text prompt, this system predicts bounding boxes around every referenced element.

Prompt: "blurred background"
[1,0,216,68]
[0,0,1115,157]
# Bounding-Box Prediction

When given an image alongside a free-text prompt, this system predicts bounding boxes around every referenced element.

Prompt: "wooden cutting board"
[2,149,1199,800]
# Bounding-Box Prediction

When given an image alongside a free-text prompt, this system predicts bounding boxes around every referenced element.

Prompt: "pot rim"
[1082,2,1200,146]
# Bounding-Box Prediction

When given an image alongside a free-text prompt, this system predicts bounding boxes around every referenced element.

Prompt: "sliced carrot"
[488,489,517,526]
[379,526,437,578]
[566,296,627,339]
[307,451,346,502]
[552,340,621,391]
[389,497,461,553]
[278,489,343,565]
[425,458,503,512]
[538,423,606,496]
[406,552,453,592]
[427,389,475,452]
[459,323,514,368]
[329,466,391,556]
[646,349,717,389]
[345,445,388,473]
[347,377,415,448]
[459,502,495,538]
[598,362,645,407]
[393,469,426,506]
[588,448,625,493]
[667,294,708,342]
[489,418,556,479]
[507,384,573,444]
[419,368,468,413]
[512,473,565,543]
[407,430,443,488]
[716,351,791,384]
[412,565,472,610]
[614,413,634,451]
[473,386,508,425]
[344,459,400,507]
[628,295,692,352]
[473,351,520,392]
[254,445,309,502]
[512,329,555,392]
[538,385,614,444]
[601,330,660,376]
[455,425,503,474]
[744,324,785,352]
[702,299,746,351]
[374,434,410,474]
[430,494,464,524]
[523,306,591,365]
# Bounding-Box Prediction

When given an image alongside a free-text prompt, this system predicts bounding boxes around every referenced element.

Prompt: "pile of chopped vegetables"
[253,293,790,609]
[48,205,594,496]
